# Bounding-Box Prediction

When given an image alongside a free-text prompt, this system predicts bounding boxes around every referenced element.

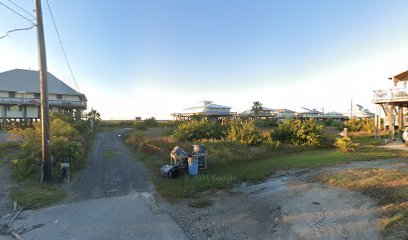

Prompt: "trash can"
[188,157,198,176]
[60,162,70,183]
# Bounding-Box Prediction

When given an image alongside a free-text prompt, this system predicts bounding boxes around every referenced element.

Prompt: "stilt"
[1,105,6,130]
[22,105,27,128]
[388,104,395,141]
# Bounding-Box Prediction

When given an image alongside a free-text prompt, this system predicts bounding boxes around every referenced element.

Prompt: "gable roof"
[0,69,84,96]
[389,70,408,86]
[184,101,231,111]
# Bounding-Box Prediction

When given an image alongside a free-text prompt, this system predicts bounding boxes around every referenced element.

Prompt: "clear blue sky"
[1,0,408,119]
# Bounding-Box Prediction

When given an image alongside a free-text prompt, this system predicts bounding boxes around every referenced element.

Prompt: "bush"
[333,137,358,152]
[271,118,324,146]
[144,117,159,127]
[344,118,375,133]
[226,120,263,146]
[173,119,226,141]
[12,116,86,180]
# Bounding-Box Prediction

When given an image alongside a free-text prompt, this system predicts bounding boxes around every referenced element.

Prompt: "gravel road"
[68,130,153,201]
[161,158,407,240]
[5,130,187,240]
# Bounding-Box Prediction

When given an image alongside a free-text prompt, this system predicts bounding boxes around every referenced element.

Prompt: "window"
[34,93,40,99]
[57,94,63,100]
[8,92,16,98]
[18,106,22,112]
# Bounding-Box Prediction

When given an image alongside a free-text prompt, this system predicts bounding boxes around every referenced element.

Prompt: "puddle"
[231,175,288,197]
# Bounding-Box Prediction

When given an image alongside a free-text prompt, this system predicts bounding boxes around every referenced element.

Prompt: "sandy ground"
[161,158,408,240]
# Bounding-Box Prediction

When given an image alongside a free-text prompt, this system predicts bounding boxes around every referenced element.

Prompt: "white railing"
[0,97,86,108]
[373,89,408,102]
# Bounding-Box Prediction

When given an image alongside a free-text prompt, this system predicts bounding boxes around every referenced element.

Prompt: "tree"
[87,109,101,132]
[252,101,263,120]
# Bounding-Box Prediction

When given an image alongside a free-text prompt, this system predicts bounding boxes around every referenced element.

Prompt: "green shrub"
[333,137,358,152]
[173,119,225,141]
[226,120,263,146]
[13,116,86,180]
[320,119,345,131]
[271,118,324,146]
[344,118,374,133]
[144,117,159,127]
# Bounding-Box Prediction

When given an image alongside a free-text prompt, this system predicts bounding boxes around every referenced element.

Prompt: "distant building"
[344,104,374,119]
[0,69,87,129]
[324,111,344,119]
[272,109,297,119]
[239,107,296,119]
[297,108,322,119]
[240,106,275,118]
[172,100,233,121]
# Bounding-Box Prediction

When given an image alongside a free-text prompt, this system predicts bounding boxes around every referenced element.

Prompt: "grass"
[125,131,402,201]
[0,142,20,159]
[103,149,117,158]
[319,168,408,239]
[10,181,66,209]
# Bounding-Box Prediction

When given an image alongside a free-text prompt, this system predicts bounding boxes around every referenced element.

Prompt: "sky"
[0,0,408,120]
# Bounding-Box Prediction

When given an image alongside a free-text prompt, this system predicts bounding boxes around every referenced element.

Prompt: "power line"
[0,1,35,39]
[45,0,80,91]
[0,1,34,24]
[6,0,35,19]
[0,24,34,40]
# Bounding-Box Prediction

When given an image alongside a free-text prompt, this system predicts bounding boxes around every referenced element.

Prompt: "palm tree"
[87,108,101,131]
[252,101,263,120]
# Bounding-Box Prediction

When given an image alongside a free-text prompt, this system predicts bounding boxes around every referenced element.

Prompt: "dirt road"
[5,130,187,240]
[162,158,407,240]
[68,130,153,201]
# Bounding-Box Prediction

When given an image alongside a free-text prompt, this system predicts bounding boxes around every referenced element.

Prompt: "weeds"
[319,168,408,239]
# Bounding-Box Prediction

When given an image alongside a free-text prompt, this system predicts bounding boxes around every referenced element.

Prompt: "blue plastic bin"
[188,158,199,176]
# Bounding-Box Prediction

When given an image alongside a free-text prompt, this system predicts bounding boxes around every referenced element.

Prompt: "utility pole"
[350,99,353,118]
[35,0,52,182]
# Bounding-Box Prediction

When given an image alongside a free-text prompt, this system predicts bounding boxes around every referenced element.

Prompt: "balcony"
[0,97,87,108]
[373,89,408,104]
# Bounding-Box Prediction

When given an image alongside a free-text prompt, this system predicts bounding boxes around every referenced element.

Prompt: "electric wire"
[0,1,34,24]
[6,0,35,19]
[0,24,34,39]
[45,0,80,91]
[0,1,35,39]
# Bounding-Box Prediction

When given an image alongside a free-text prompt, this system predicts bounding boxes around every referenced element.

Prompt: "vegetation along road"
[5,129,188,240]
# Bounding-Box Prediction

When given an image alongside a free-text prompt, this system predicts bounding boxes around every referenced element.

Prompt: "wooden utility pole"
[35,0,52,182]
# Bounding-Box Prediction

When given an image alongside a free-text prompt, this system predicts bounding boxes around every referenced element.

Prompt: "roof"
[389,70,408,85]
[0,69,84,96]
[272,108,296,113]
[184,101,231,111]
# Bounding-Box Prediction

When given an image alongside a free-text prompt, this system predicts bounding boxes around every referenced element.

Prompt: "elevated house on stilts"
[0,69,87,129]
[373,70,408,140]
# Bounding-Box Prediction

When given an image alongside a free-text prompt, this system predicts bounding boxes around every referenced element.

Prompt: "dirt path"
[6,129,188,240]
[67,129,153,201]
[162,158,407,240]
[0,160,14,218]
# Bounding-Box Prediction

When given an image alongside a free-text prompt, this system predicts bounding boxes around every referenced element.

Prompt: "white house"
[344,104,374,119]
[182,100,231,116]
[0,69,87,128]
[239,107,296,119]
